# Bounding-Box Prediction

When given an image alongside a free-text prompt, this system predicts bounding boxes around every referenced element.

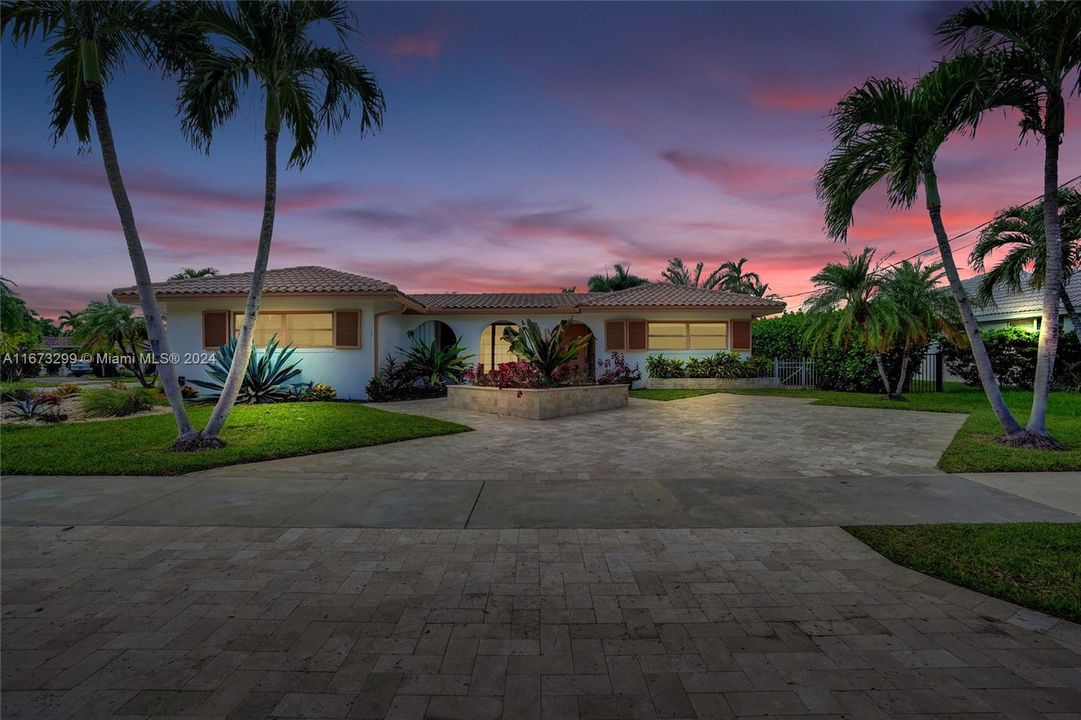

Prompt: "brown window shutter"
[202,310,230,349]
[604,320,626,351]
[731,319,751,350]
[627,320,647,350]
[334,310,361,348]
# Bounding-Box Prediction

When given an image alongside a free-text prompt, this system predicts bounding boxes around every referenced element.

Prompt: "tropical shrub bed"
[940,327,1081,391]
[752,311,925,392]
[366,336,474,402]
[645,352,770,379]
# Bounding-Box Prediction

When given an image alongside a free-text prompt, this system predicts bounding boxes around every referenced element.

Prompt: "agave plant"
[502,319,592,383]
[399,338,475,385]
[190,336,302,404]
[4,391,60,421]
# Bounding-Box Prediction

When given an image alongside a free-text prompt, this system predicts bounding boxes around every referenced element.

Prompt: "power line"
[779,174,1081,302]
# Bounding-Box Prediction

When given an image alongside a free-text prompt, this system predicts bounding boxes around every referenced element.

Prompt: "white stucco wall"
[162,296,404,400]
[400,309,761,388]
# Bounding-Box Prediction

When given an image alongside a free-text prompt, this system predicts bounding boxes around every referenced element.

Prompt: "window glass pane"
[288,329,333,347]
[688,322,726,335]
[238,313,282,347]
[649,336,687,350]
[648,322,685,336]
[480,323,520,367]
[688,335,726,350]
[285,313,333,332]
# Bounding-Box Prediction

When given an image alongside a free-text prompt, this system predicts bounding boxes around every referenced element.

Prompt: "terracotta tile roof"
[410,292,601,310]
[112,266,415,302]
[581,283,786,309]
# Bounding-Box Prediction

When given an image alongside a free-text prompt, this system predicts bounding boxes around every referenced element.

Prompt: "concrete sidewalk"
[3,471,1078,528]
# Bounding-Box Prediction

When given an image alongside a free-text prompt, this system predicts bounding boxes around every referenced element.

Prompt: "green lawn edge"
[845,523,1081,623]
[629,388,724,401]
[716,385,1081,473]
[0,402,470,476]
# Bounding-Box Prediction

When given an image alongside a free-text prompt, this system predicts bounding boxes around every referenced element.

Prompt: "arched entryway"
[478,321,519,371]
[563,321,596,379]
[411,320,458,351]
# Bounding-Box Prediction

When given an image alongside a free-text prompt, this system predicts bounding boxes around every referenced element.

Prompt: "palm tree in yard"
[939,0,1080,446]
[168,266,219,281]
[716,257,763,293]
[803,247,895,397]
[817,54,1044,445]
[661,257,706,287]
[71,298,155,386]
[587,262,648,292]
[173,0,384,449]
[970,189,1081,341]
[877,259,962,398]
[2,1,197,438]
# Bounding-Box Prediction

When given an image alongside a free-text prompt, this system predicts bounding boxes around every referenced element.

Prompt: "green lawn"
[719,384,1081,472]
[847,523,1081,623]
[0,402,470,476]
[629,388,724,401]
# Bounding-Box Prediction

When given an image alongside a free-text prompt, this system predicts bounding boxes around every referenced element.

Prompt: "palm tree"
[587,263,648,292]
[940,0,1081,443]
[817,55,1036,444]
[877,259,962,398]
[803,247,895,396]
[2,1,196,438]
[716,257,763,293]
[173,0,384,448]
[661,257,704,287]
[71,297,154,386]
[57,309,80,334]
[970,188,1081,341]
[168,266,219,281]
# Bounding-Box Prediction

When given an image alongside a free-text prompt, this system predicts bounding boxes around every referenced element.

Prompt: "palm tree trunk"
[923,168,1025,440]
[85,81,195,438]
[198,128,279,441]
[1028,97,1065,438]
[1062,284,1081,343]
[873,352,892,396]
[894,351,911,399]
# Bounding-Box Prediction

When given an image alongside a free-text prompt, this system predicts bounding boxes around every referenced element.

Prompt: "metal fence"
[765,353,943,392]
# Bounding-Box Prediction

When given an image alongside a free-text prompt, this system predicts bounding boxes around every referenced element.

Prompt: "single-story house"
[961,272,1079,333]
[112,266,785,399]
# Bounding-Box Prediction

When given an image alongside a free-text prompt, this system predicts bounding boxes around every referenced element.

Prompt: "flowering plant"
[463,361,545,388]
[596,352,641,385]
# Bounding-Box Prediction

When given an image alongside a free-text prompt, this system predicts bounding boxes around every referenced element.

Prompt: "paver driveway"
[3,525,1079,719]
[201,393,967,480]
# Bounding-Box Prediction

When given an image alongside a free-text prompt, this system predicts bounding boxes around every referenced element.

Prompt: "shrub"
[53,383,81,399]
[108,379,128,390]
[190,336,302,404]
[304,383,337,401]
[79,388,154,418]
[4,391,61,421]
[645,355,685,378]
[596,353,641,385]
[0,380,36,401]
[463,361,544,388]
[399,337,474,385]
[502,319,591,383]
[366,356,447,402]
[940,327,1081,391]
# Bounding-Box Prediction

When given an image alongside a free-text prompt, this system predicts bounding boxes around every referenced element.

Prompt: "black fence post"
[934,352,944,393]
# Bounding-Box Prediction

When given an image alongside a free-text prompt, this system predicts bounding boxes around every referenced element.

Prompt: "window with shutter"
[627,320,647,350]
[604,320,626,351]
[731,319,751,350]
[202,310,230,349]
[334,310,361,348]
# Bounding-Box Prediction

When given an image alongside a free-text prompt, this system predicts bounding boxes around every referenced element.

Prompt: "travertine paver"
[196,393,968,480]
[3,524,1079,719]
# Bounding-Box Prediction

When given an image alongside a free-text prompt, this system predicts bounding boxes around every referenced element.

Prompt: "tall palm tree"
[2,1,196,437]
[818,54,1039,443]
[174,0,384,448]
[587,262,648,292]
[970,188,1081,341]
[71,297,154,386]
[803,247,895,396]
[57,309,80,334]
[716,257,763,293]
[940,0,1081,442]
[661,257,705,287]
[877,259,962,397]
[168,266,219,281]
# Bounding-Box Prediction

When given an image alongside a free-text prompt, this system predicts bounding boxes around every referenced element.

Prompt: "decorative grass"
[847,523,1081,623]
[0,402,470,476]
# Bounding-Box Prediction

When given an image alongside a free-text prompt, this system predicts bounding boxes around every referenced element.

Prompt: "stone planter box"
[447,384,628,420]
[645,377,780,390]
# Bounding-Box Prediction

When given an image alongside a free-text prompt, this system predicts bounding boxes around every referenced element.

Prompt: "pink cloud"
[661,150,815,198]
[380,29,445,62]
[750,86,841,113]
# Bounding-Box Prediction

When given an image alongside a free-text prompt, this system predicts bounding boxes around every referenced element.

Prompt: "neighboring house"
[111,266,785,399]
[960,272,1079,333]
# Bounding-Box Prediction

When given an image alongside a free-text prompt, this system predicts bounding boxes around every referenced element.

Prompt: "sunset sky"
[2,1,1079,317]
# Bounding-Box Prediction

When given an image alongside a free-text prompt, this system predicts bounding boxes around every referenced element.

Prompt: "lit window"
[479,322,520,368]
[235,312,334,348]
[647,321,727,350]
